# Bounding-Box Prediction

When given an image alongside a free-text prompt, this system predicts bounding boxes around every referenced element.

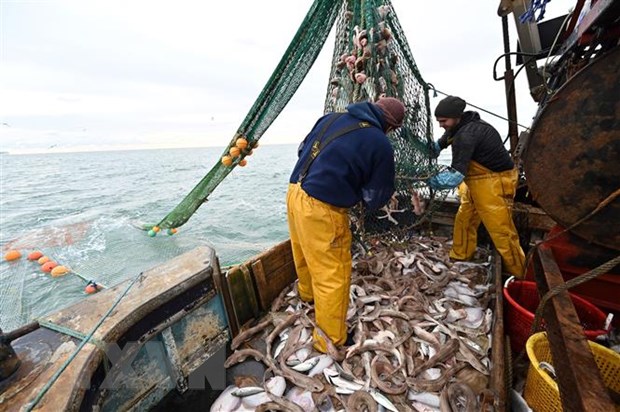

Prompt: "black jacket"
[438,111,514,175]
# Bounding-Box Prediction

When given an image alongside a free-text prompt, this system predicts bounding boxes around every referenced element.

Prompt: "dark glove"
[429,141,442,158]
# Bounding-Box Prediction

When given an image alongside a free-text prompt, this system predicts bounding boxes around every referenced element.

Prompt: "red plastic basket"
[504,280,608,353]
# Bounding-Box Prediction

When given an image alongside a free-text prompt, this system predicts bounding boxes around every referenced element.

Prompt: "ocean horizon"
[0,141,291,156]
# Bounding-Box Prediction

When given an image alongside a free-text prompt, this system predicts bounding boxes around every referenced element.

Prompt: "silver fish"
[291,356,320,372]
[323,367,363,391]
[368,388,398,412]
[273,339,287,359]
[407,390,440,408]
[411,400,440,411]
[335,387,355,395]
[307,354,334,377]
[209,385,241,412]
[231,386,264,397]
[539,361,557,380]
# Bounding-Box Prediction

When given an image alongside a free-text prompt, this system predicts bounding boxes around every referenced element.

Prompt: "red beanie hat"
[375,97,406,130]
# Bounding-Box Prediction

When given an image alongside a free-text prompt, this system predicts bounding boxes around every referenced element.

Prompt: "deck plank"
[533,245,614,411]
[250,240,296,310]
[490,252,507,411]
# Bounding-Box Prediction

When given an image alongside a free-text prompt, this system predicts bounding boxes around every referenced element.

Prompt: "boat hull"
[0,246,229,412]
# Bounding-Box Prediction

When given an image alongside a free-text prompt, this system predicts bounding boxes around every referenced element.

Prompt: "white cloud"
[0,0,576,154]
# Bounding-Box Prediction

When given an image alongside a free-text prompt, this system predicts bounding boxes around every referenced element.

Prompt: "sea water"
[0,146,298,330]
[0,145,451,331]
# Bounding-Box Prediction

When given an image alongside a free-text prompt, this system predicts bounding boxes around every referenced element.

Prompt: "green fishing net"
[147,0,446,240]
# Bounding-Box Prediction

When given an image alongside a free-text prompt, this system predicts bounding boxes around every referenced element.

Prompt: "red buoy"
[41,261,58,273]
[27,251,43,261]
[85,282,102,294]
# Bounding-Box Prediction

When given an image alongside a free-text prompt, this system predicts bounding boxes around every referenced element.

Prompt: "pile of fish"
[212,236,496,411]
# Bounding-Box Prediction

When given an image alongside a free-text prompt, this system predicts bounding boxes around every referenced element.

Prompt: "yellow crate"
[523,332,620,412]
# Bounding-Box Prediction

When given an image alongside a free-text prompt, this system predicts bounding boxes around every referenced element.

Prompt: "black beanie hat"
[434,96,466,118]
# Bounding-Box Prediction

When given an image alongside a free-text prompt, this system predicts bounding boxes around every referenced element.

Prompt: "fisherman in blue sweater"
[287,97,405,353]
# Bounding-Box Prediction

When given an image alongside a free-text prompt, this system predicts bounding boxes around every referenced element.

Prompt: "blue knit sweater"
[289,102,395,210]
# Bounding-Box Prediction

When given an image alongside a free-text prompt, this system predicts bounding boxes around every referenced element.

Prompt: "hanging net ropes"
[143,0,447,240]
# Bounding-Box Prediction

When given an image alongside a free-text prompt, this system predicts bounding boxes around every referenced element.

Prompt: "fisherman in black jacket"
[287,97,405,353]
[428,96,525,277]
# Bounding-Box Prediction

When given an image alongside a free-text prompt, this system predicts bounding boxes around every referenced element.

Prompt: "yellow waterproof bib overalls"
[450,161,526,277]
[287,184,351,352]
[287,115,370,353]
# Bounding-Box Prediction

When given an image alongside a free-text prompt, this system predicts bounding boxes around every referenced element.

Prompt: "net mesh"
[147,0,448,240]
[323,0,446,241]
[0,220,197,331]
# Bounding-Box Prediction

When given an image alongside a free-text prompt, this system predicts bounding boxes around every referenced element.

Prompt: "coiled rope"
[531,254,620,334]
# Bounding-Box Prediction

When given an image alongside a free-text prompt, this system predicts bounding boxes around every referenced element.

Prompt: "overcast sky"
[1,0,575,154]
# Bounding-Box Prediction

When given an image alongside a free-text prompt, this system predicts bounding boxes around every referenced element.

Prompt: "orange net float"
[27,251,43,261]
[38,256,50,265]
[235,137,248,149]
[50,265,69,277]
[41,261,58,273]
[4,250,21,261]
[229,146,241,158]
[85,281,103,294]
[221,155,233,166]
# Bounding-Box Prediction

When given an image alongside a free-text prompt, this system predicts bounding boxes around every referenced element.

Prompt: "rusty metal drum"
[523,47,620,250]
